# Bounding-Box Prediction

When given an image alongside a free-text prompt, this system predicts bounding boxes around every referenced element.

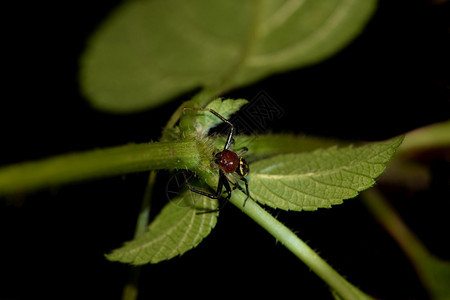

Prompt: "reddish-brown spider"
[182,107,250,213]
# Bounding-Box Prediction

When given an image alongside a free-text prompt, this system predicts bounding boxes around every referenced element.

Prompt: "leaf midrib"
[116,206,194,258]
[250,0,356,67]
[253,142,392,180]
[254,160,378,180]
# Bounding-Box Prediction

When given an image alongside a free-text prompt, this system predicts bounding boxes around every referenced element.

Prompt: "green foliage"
[107,192,218,265]
[363,188,450,300]
[102,100,402,266]
[107,99,250,264]
[0,0,446,295]
[3,95,447,297]
[420,257,450,300]
[250,137,403,211]
[236,133,347,161]
[80,0,376,113]
[191,98,248,136]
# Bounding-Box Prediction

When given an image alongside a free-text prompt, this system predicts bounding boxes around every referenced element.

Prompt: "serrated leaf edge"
[106,197,218,265]
[251,137,403,211]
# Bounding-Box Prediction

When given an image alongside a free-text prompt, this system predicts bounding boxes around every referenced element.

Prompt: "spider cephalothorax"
[182,107,250,213]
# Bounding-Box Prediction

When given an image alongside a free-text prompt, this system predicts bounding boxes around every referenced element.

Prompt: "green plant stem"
[362,188,427,265]
[122,170,157,300]
[134,171,157,238]
[397,120,450,155]
[237,193,371,299]
[163,88,219,136]
[202,175,372,300]
[0,141,198,195]
[362,188,450,299]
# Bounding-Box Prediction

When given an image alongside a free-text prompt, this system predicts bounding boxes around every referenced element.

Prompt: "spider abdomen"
[215,150,239,173]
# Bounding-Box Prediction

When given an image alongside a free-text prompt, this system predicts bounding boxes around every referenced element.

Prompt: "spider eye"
[238,157,249,177]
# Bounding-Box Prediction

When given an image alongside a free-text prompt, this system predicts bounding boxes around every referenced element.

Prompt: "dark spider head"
[214,149,249,176]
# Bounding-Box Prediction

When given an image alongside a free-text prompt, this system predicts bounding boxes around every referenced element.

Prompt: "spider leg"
[183,107,235,151]
[182,106,251,212]
[183,171,222,200]
[196,171,233,215]
[184,170,231,214]
[224,172,250,207]
[240,176,250,207]
[235,147,248,156]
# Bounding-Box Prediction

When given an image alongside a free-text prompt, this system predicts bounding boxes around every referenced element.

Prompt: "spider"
[182,107,250,213]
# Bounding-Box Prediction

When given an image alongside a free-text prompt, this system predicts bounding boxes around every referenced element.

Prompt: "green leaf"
[235,133,347,162]
[192,98,248,136]
[249,137,403,211]
[106,192,218,265]
[80,0,376,113]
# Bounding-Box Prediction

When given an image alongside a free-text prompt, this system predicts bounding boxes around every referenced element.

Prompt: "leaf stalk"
[202,174,372,300]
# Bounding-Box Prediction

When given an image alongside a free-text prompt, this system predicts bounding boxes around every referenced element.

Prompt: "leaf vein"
[249,0,357,67]
[278,178,330,202]
[340,168,374,181]
[129,208,192,258]
[168,208,197,258]
[256,178,288,207]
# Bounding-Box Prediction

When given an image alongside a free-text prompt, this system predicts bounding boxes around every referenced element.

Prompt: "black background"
[1,1,449,299]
